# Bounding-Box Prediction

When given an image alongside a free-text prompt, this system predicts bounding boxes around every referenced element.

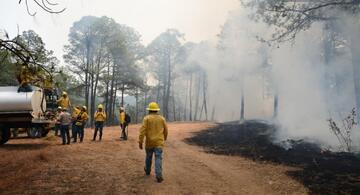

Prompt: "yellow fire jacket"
[139,113,168,149]
[75,111,89,126]
[119,112,125,124]
[94,111,106,122]
[72,107,80,119]
[20,72,33,85]
[57,97,71,109]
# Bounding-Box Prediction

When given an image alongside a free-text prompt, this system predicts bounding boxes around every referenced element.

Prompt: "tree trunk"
[135,88,139,123]
[121,83,125,107]
[199,102,204,121]
[85,41,90,114]
[163,50,172,120]
[89,70,94,127]
[90,54,101,128]
[202,72,208,121]
[240,77,245,122]
[350,31,360,122]
[189,73,193,121]
[156,84,161,103]
[194,73,201,121]
[273,94,278,118]
[211,105,215,121]
[172,89,176,121]
[108,70,115,124]
[104,62,110,125]
[112,88,117,124]
[144,90,147,118]
[184,78,189,121]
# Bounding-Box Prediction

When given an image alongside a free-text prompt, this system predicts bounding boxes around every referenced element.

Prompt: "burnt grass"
[185,120,360,195]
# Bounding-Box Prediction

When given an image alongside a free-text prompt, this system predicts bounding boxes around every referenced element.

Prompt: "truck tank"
[0,86,49,145]
[0,86,46,118]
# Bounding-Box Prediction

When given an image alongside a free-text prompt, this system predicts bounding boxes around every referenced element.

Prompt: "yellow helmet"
[98,104,103,109]
[147,102,160,111]
[62,91,68,96]
[82,106,87,111]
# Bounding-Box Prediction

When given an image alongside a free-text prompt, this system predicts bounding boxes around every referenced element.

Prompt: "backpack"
[125,114,131,124]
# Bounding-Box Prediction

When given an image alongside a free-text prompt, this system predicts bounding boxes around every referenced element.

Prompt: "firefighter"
[71,106,81,139]
[17,65,34,92]
[58,107,72,145]
[119,107,131,140]
[138,102,168,183]
[55,106,62,137]
[57,91,71,110]
[74,106,88,143]
[43,75,54,90]
[93,104,106,141]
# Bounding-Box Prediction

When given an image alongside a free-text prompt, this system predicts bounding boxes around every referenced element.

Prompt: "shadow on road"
[185,120,360,195]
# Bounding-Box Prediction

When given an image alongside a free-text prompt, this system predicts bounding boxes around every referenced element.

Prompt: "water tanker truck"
[0,86,58,145]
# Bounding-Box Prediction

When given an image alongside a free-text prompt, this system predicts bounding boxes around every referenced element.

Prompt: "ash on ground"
[185,120,360,195]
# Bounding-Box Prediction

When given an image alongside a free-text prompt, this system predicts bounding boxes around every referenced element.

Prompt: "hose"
[40,89,46,114]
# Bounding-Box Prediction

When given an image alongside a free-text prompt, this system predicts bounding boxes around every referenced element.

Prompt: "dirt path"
[0,122,307,194]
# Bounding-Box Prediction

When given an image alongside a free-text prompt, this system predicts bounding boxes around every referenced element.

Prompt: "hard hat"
[82,106,87,111]
[119,107,124,111]
[62,91,67,96]
[98,104,103,109]
[62,107,68,111]
[57,106,62,110]
[147,102,160,111]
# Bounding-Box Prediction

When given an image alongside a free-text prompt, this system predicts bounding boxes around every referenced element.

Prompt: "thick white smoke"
[186,6,360,150]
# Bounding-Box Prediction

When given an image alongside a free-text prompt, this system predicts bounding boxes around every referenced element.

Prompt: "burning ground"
[186,120,360,194]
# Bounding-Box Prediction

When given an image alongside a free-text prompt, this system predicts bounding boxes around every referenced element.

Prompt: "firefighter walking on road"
[93,104,106,141]
[138,102,168,183]
[119,107,131,140]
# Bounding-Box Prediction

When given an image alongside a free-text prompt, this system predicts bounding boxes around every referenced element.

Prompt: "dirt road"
[0,122,307,194]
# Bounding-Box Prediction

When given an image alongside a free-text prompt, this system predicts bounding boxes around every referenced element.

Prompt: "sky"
[0,0,239,63]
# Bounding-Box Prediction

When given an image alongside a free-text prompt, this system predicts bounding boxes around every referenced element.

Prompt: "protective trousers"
[93,121,104,140]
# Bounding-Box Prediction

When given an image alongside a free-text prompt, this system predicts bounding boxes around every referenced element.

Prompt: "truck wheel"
[11,128,18,138]
[27,127,41,138]
[41,128,50,137]
[0,127,11,145]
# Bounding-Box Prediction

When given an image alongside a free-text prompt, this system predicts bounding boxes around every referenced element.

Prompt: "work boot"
[156,177,164,183]
[144,167,150,176]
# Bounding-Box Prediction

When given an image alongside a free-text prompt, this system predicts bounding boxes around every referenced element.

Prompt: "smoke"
[185,6,360,150]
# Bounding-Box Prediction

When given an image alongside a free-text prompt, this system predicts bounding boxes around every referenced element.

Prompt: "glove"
[139,142,143,150]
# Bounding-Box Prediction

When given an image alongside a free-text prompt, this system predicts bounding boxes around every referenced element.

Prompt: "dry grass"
[0,122,307,194]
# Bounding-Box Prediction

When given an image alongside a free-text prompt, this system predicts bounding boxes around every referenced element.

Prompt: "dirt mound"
[186,120,360,195]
